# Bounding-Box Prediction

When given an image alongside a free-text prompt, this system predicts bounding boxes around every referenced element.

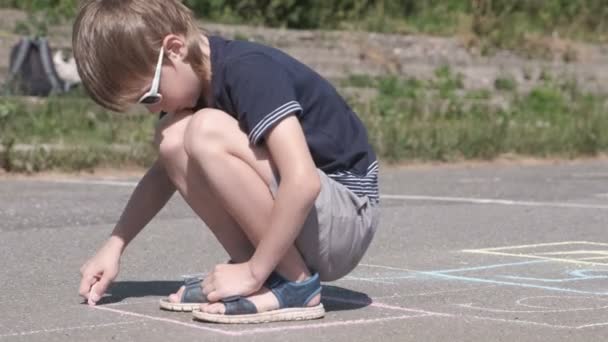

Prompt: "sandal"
[192,272,325,324]
[159,276,207,312]
[159,270,286,312]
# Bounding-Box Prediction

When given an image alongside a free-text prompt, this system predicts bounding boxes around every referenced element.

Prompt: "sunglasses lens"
[140,95,161,105]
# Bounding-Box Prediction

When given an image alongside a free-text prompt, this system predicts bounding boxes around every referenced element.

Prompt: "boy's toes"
[168,286,186,303]
[200,302,226,314]
[198,288,279,315]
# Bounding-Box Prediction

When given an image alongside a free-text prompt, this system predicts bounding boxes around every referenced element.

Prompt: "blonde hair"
[72,0,207,112]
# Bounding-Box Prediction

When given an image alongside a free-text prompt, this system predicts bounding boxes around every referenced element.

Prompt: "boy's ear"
[162,34,187,60]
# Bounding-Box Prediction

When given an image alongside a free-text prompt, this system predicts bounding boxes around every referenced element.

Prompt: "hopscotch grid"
[92,305,240,336]
[363,243,608,296]
[19,181,608,332]
[577,322,608,329]
[431,260,547,274]
[248,242,608,332]
[91,292,599,335]
[3,262,604,336]
[324,295,449,316]
[420,271,608,296]
[455,302,608,314]
[461,241,608,266]
[360,262,608,329]
[500,275,608,283]
[87,293,446,337]
[580,256,608,261]
[363,240,608,329]
[463,241,608,267]
[535,250,608,256]
[464,241,608,252]
[463,250,608,267]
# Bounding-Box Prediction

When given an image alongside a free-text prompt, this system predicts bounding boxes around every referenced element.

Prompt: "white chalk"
[88,283,100,306]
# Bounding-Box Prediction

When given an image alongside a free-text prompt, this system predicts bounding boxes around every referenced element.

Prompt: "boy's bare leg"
[157,111,320,313]
[157,112,254,302]
[181,108,320,313]
[157,112,254,262]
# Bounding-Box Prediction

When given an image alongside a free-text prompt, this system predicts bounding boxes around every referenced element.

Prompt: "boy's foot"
[160,269,290,312]
[161,261,235,311]
[168,286,190,303]
[199,286,320,314]
[159,277,207,312]
[193,273,324,324]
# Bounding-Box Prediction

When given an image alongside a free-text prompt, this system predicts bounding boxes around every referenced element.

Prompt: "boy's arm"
[249,115,321,283]
[79,159,175,303]
[109,158,176,252]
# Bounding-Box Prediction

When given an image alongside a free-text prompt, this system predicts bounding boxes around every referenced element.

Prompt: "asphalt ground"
[1,159,608,341]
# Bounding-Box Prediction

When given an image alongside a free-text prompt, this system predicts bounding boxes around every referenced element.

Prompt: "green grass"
[0,95,156,172]
[1,66,607,172]
[0,96,154,145]
[494,75,517,91]
[1,143,154,173]
[344,67,608,162]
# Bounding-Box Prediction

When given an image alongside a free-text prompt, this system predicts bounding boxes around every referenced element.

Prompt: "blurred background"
[0,0,607,172]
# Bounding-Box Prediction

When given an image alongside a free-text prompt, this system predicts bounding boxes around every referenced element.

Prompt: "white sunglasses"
[137,47,164,105]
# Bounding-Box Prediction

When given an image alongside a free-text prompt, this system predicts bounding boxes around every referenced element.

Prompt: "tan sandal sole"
[159,298,202,312]
[192,304,325,324]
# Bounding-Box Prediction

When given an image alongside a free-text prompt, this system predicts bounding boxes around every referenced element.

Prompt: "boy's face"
[137,36,202,114]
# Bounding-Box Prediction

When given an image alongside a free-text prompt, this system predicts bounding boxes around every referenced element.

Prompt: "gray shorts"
[269,169,380,282]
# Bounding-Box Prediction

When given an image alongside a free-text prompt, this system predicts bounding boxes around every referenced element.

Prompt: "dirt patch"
[2,9,608,94]
[0,166,146,180]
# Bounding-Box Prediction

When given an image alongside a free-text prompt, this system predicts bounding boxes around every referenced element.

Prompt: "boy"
[75,0,380,324]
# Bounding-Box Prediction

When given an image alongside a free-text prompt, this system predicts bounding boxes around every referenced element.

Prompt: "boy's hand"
[78,241,121,305]
[202,262,261,302]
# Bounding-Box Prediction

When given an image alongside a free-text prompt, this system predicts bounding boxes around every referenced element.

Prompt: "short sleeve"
[224,53,303,144]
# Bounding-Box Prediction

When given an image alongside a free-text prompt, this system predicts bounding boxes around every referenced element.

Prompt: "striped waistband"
[328,161,379,204]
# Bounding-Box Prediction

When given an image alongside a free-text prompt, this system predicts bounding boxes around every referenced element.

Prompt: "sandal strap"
[178,260,234,304]
[270,273,321,309]
[218,272,321,315]
[222,297,258,315]
[264,271,287,288]
[181,277,207,303]
[216,271,284,315]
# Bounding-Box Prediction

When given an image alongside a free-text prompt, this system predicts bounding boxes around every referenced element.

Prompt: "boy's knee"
[183,108,231,158]
[158,133,186,163]
[155,115,188,164]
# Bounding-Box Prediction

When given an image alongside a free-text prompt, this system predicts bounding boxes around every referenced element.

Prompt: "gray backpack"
[5,37,68,96]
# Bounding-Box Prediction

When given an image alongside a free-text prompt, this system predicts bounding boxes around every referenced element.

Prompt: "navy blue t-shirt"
[183,36,379,203]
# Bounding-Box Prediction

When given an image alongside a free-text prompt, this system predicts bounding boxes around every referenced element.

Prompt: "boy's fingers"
[88,283,100,306]
[88,273,115,305]
[78,274,97,298]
